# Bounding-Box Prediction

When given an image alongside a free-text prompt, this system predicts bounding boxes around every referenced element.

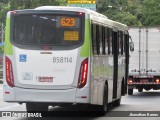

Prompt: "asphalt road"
[1,84,160,120]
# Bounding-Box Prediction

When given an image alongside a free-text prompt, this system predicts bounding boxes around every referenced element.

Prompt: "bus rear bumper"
[3,85,90,104]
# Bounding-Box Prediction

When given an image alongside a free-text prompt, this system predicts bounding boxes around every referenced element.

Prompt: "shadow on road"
[14,105,104,120]
[123,90,160,106]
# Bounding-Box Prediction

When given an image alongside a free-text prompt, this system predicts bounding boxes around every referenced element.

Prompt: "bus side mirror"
[129,35,134,52]
[129,42,134,52]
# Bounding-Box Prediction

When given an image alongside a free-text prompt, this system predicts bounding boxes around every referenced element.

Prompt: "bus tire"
[138,88,143,92]
[26,103,48,112]
[98,85,108,115]
[128,89,133,95]
[121,80,125,96]
[114,98,121,106]
[26,103,36,112]
[113,82,122,106]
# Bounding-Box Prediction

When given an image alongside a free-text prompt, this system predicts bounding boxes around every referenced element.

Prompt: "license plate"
[37,77,53,83]
[140,79,148,83]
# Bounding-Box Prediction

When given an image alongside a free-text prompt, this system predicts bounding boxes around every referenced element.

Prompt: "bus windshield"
[11,13,84,46]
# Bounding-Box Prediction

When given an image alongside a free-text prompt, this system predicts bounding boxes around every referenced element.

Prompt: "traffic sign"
[67,0,96,4]
[68,4,96,11]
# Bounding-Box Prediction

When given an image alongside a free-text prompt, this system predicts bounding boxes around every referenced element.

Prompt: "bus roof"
[10,6,127,31]
[35,6,106,18]
[35,6,128,31]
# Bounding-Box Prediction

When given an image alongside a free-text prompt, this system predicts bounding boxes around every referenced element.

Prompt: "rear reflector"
[78,58,88,88]
[81,96,87,98]
[5,56,14,87]
[5,91,10,94]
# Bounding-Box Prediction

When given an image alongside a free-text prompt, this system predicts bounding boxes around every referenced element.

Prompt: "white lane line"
[0,104,21,111]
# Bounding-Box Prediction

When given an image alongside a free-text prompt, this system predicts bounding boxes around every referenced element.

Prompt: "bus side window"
[99,26,103,55]
[124,33,127,54]
[105,27,109,55]
[117,31,121,55]
[123,32,125,54]
[91,24,97,55]
[102,26,106,55]
[96,25,100,55]
[107,28,112,55]
[109,29,113,55]
[118,31,120,55]
[120,31,124,55]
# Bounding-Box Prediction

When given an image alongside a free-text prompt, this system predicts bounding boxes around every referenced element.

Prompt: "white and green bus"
[3,6,132,114]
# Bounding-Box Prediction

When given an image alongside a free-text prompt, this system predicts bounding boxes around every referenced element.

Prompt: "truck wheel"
[26,103,48,112]
[138,88,143,92]
[98,85,108,115]
[128,89,133,95]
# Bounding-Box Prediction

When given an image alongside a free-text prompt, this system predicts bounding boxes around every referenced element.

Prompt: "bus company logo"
[2,112,11,117]
[1,112,42,117]
[19,54,27,62]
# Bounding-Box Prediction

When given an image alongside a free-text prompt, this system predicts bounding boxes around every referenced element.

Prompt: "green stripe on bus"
[80,19,91,57]
[4,18,13,55]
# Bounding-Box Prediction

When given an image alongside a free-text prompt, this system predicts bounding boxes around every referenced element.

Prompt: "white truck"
[128,27,160,95]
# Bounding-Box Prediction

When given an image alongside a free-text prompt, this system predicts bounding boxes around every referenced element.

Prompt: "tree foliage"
[97,0,160,26]
[0,0,160,26]
[143,0,160,26]
[0,0,66,24]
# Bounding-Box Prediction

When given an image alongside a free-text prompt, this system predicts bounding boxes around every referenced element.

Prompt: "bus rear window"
[11,13,84,46]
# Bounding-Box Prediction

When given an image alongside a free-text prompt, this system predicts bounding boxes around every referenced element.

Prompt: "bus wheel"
[128,89,133,95]
[138,88,143,92]
[113,98,121,106]
[26,103,48,112]
[98,85,108,115]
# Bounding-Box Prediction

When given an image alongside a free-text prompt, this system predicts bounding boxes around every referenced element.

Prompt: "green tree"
[0,0,67,24]
[97,0,142,26]
[1,0,160,26]
[143,0,160,26]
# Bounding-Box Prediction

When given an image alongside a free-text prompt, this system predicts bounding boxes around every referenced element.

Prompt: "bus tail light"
[11,11,17,14]
[77,12,84,15]
[5,56,14,87]
[78,58,88,88]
